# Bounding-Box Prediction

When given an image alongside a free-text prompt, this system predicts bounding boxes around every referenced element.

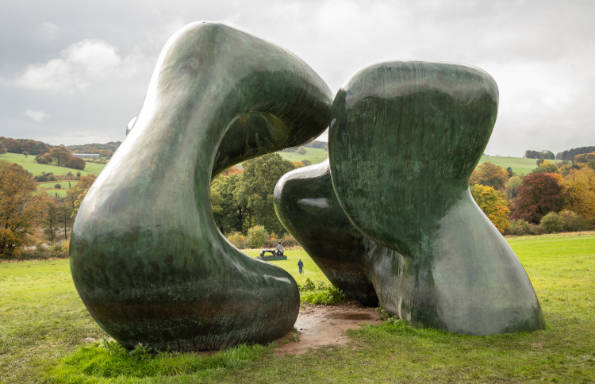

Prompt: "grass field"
[1,233,593,383]
[0,151,552,178]
[276,151,551,175]
[0,153,105,176]
[35,181,76,198]
[278,147,328,164]
[479,155,560,175]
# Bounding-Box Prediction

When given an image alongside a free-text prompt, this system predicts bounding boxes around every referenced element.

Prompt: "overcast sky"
[1,0,594,156]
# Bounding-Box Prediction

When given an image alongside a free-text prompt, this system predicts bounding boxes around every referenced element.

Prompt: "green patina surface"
[69,22,331,351]
[276,62,544,335]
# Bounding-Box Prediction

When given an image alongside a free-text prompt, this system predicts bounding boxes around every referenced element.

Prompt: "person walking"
[297,259,304,274]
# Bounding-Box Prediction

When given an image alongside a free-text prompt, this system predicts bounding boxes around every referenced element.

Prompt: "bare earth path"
[274,303,382,355]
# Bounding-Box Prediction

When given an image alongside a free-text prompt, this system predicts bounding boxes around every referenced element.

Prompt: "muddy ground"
[274,303,382,355]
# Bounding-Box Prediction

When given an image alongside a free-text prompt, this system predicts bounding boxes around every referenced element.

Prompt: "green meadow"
[478,155,560,175]
[0,153,105,176]
[0,233,593,383]
[1,151,552,178]
[278,147,329,164]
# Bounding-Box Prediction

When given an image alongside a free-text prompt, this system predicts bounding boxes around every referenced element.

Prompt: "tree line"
[470,153,595,235]
[0,160,95,258]
[525,146,595,161]
[35,146,86,170]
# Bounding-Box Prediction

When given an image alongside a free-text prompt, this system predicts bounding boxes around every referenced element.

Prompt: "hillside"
[478,155,561,175]
[0,153,104,176]
[0,150,559,181]
[277,150,553,176]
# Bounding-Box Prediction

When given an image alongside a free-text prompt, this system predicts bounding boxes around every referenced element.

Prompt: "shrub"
[559,210,589,231]
[281,233,299,247]
[299,278,317,291]
[227,232,247,249]
[528,223,545,235]
[54,183,62,189]
[247,225,268,248]
[540,212,563,233]
[301,285,347,305]
[507,219,531,235]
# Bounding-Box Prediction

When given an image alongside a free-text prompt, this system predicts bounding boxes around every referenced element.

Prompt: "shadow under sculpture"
[69,22,332,351]
[275,62,545,335]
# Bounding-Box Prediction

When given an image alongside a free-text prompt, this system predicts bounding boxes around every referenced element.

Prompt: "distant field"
[35,181,76,198]
[479,155,560,175]
[277,151,551,175]
[0,151,556,179]
[278,147,328,164]
[0,153,105,176]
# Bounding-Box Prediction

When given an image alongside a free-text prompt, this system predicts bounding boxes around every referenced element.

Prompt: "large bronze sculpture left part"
[69,22,332,351]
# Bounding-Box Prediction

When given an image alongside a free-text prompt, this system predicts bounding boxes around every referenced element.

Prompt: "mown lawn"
[278,147,328,164]
[0,153,105,176]
[0,233,593,383]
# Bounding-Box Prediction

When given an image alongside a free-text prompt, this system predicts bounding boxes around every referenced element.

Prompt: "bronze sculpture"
[70,23,544,352]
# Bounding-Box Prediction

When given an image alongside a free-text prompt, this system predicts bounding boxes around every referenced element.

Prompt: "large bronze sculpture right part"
[275,62,545,335]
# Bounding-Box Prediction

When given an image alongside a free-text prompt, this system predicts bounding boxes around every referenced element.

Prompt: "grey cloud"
[0,0,594,155]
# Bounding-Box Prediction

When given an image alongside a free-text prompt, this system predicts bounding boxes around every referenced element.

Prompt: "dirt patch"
[274,303,382,356]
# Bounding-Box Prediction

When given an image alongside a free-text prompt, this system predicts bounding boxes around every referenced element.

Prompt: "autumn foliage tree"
[562,166,595,220]
[0,161,39,257]
[469,162,509,191]
[470,184,510,234]
[512,172,564,223]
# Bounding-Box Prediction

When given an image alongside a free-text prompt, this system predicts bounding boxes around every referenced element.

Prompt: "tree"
[470,184,510,234]
[210,174,247,233]
[556,146,595,160]
[532,160,558,174]
[65,156,85,170]
[512,173,564,223]
[469,162,509,191]
[43,199,58,243]
[211,154,295,235]
[562,166,595,220]
[0,161,38,257]
[507,175,522,200]
[234,154,295,235]
[68,175,96,218]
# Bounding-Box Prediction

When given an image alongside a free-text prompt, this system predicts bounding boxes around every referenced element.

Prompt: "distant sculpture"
[276,62,545,335]
[69,22,331,351]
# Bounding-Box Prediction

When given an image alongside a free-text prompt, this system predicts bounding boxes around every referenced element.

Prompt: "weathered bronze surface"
[277,62,544,335]
[274,160,383,306]
[69,22,331,351]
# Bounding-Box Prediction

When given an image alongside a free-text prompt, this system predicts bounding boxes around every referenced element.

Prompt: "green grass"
[244,247,329,286]
[275,151,555,175]
[36,181,76,198]
[0,153,105,176]
[278,147,328,164]
[1,233,594,383]
[479,155,561,175]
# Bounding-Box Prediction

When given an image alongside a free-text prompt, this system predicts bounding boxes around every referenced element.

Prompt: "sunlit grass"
[0,152,105,176]
[0,234,593,383]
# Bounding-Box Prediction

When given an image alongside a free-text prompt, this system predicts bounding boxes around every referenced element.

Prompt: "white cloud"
[25,109,49,122]
[17,39,122,93]
[40,22,59,40]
